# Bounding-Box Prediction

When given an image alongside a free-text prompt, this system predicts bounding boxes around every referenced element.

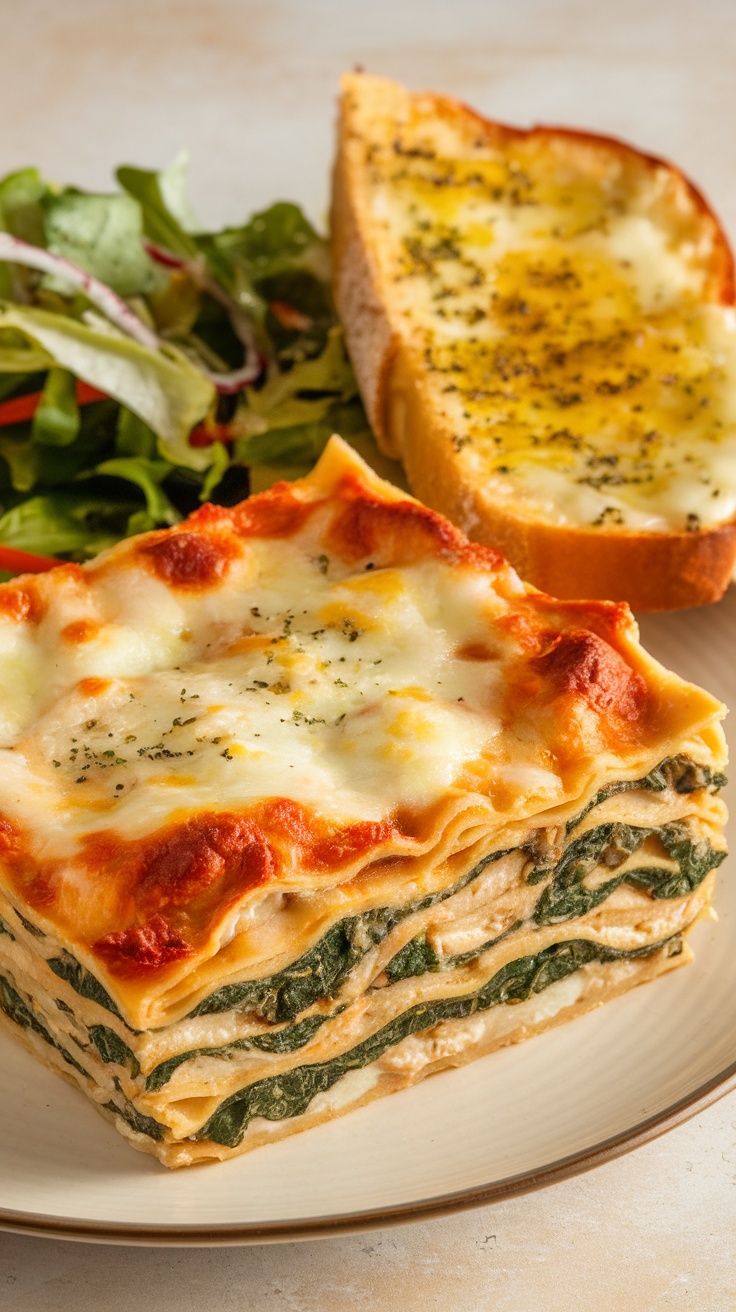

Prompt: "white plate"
[2,0,736,1245]
[0,591,734,1245]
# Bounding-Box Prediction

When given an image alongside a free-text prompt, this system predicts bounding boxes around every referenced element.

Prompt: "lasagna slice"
[0,437,727,1167]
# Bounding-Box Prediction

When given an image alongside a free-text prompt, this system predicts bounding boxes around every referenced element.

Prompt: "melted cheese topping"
[2,554,500,841]
[359,85,736,531]
[0,438,725,1010]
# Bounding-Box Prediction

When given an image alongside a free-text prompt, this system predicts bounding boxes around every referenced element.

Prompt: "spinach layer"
[146,1011,334,1093]
[102,1097,166,1142]
[189,847,513,1023]
[46,951,126,1022]
[193,935,682,1148]
[144,820,721,1090]
[27,756,725,1037]
[0,971,89,1080]
[88,1024,141,1078]
[565,756,726,834]
[16,912,45,939]
[531,821,725,924]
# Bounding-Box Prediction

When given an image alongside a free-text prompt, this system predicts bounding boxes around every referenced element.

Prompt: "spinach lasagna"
[0,437,727,1166]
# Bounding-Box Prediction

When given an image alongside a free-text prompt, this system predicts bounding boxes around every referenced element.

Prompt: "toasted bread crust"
[331,73,736,611]
[381,343,736,609]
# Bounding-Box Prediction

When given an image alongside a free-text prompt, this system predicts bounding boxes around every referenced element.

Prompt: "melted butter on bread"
[361,101,736,532]
[333,74,736,606]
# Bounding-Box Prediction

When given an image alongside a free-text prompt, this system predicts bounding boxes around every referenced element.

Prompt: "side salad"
[0,152,381,576]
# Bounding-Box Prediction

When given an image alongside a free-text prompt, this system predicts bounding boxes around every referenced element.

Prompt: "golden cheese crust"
[330,73,736,610]
[0,437,725,1028]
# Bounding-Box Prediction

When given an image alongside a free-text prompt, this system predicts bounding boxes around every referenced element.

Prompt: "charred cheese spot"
[496,610,548,654]
[62,619,101,644]
[309,819,400,869]
[456,642,497,661]
[455,541,507,572]
[186,501,234,530]
[137,814,277,913]
[0,582,46,625]
[327,483,503,570]
[95,914,192,973]
[77,677,113,698]
[532,629,647,720]
[255,798,402,870]
[0,816,51,907]
[79,814,277,925]
[232,483,318,539]
[0,815,18,852]
[532,595,637,645]
[141,532,234,589]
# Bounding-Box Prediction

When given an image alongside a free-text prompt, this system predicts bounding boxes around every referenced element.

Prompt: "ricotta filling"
[0,769,723,1149]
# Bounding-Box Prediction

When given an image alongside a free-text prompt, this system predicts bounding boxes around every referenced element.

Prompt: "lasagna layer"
[0,438,727,1165]
[0,930,694,1166]
[0,756,725,1163]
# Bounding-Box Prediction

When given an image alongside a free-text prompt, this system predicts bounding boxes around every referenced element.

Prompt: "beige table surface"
[1,1,735,1306]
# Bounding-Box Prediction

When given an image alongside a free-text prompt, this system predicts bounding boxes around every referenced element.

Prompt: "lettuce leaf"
[0,303,214,467]
[42,191,157,298]
[200,441,230,500]
[114,406,157,459]
[0,487,141,557]
[93,457,179,526]
[0,168,48,302]
[157,151,200,235]
[0,169,46,246]
[31,368,80,447]
[234,327,367,466]
[0,327,53,373]
[0,432,37,492]
[116,155,199,259]
[235,403,367,468]
[210,202,325,285]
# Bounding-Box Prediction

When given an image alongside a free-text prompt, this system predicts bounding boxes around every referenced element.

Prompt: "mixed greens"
[0,153,371,573]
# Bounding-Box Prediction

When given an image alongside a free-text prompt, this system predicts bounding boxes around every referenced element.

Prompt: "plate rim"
[1,1056,735,1246]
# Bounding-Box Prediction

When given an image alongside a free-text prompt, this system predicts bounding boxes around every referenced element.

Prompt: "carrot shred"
[0,545,61,575]
[189,421,235,448]
[0,380,108,428]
